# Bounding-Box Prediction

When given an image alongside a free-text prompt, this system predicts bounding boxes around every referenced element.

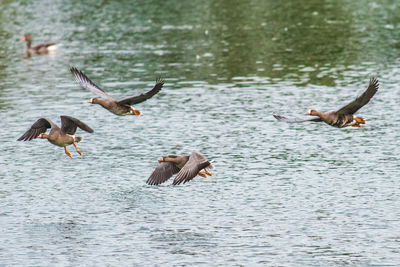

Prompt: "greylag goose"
[21,34,57,58]
[274,77,379,128]
[70,67,164,116]
[147,152,213,185]
[17,116,93,157]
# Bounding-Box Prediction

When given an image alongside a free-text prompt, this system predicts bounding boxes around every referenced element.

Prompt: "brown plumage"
[147,152,213,185]
[274,77,379,128]
[70,67,164,116]
[21,34,57,58]
[17,116,93,158]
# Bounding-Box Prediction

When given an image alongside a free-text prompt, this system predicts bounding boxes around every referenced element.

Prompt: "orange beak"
[87,99,93,103]
[21,37,26,41]
[305,112,311,115]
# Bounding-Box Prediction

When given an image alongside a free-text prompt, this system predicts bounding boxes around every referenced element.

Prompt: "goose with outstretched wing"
[17,116,93,157]
[147,152,213,186]
[70,67,164,116]
[274,77,379,128]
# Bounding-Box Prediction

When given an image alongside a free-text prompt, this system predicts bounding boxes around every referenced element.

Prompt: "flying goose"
[274,77,379,128]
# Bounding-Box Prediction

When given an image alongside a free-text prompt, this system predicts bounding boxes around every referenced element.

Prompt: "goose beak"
[87,99,93,103]
[305,112,311,115]
[20,37,26,41]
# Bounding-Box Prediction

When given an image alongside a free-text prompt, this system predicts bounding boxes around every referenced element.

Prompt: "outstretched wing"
[60,116,94,135]
[336,77,379,115]
[70,67,114,100]
[117,78,164,106]
[173,152,210,185]
[273,115,322,123]
[146,162,180,185]
[17,118,53,141]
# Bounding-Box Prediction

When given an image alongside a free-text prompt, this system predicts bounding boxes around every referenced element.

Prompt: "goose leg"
[351,123,361,127]
[354,117,365,124]
[204,168,212,176]
[73,143,82,155]
[130,107,141,115]
[64,147,72,158]
[198,172,207,178]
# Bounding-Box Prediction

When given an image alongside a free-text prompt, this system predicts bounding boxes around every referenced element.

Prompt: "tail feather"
[74,136,82,143]
[47,44,61,51]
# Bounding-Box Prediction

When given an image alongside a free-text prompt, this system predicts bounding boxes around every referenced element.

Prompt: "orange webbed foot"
[204,168,212,176]
[73,143,82,155]
[64,147,72,158]
[130,107,141,115]
[354,117,366,124]
[351,123,361,127]
[198,172,207,178]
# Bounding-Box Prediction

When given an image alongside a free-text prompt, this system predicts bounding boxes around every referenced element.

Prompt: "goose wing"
[146,162,180,185]
[336,77,379,115]
[117,78,164,106]
[17,118,53,141]
[273,115,322,123]
[32,42,56,50]
[70,67,114,100]
[60,116,94,135]
[173,152,210,185]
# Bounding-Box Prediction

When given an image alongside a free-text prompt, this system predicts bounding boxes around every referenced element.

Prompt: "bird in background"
[20,34,58,58]
[70,67,164,116]
[274,77,379,128]
[17,116,93,158]
[147,152,213,186]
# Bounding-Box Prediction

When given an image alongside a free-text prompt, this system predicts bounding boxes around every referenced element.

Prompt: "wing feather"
[32,42,56,50]
[172,152,210,185]
[273,115,322,123]
[60,116,94,135]
[70,67,114,100]
[117,78,164,106]
[146,162,180,185]
[17,118,53,141]
[336,77,379,115]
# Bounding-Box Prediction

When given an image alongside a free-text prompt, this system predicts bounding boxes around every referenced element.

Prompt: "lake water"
[1,0,400,266]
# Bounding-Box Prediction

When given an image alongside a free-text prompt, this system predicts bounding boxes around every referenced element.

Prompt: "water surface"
[1,0,400,266]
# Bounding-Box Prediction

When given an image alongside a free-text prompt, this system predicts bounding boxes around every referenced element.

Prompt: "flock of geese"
[17,35,380,186]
